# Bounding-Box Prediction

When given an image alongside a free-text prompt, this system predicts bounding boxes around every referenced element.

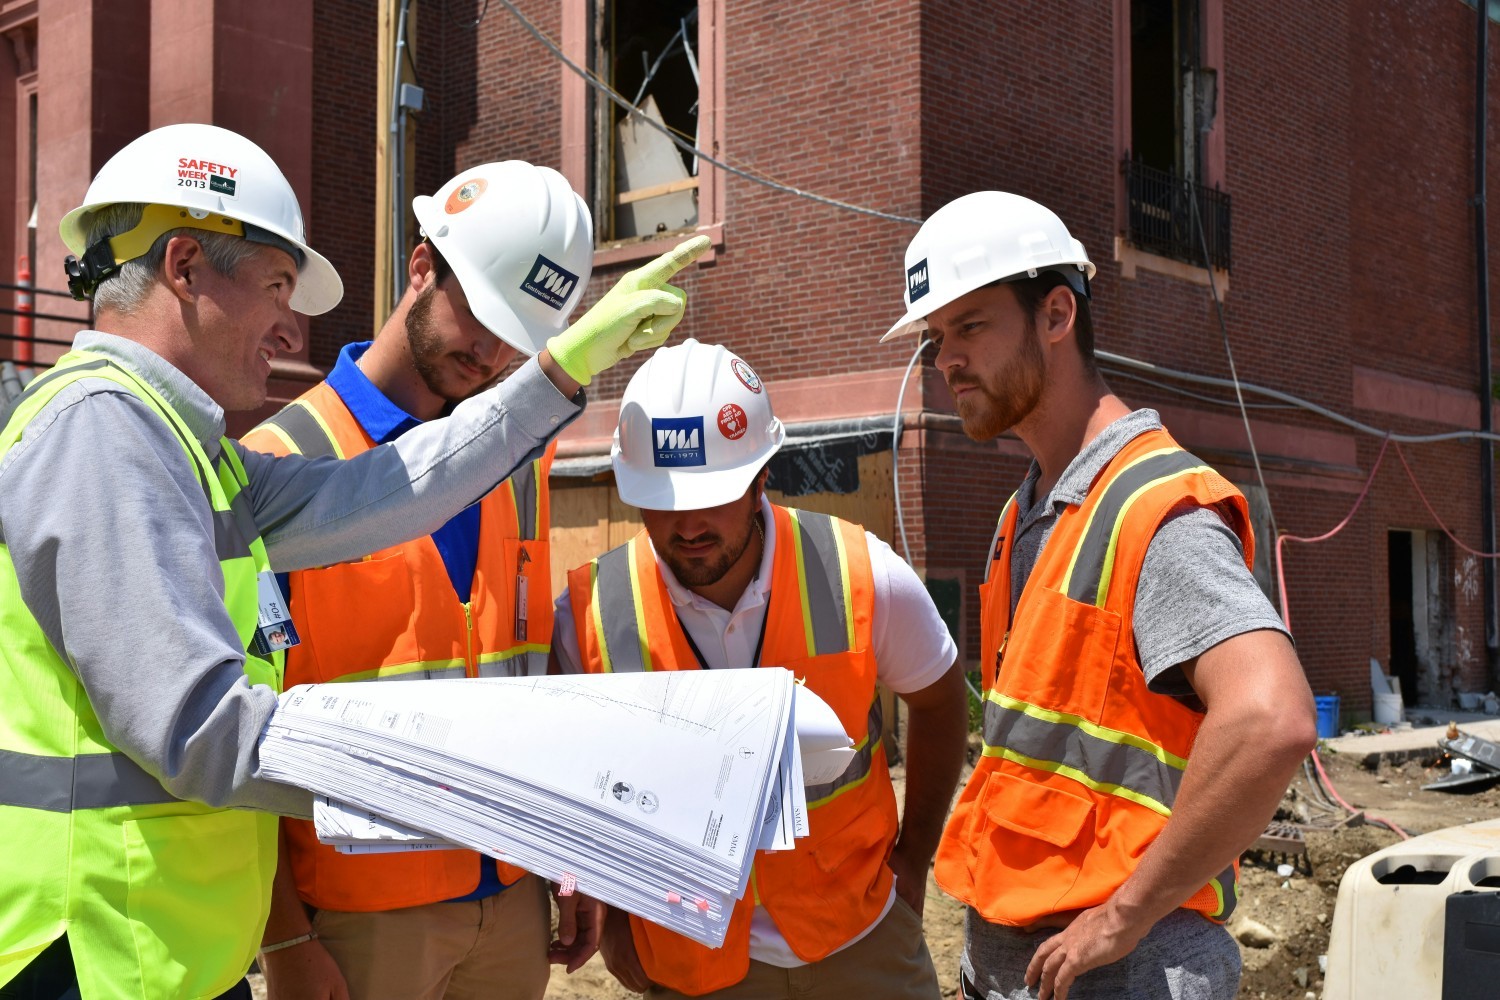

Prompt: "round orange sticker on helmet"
[444,177,488,214]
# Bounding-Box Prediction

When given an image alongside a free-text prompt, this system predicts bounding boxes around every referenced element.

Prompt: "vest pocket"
[122,808,276,996]
[299,551,419,680]
[970,769,1095,917]
[1002,587,1120,723]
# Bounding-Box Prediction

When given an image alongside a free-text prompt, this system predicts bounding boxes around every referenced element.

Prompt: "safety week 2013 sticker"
[177,158,239,198]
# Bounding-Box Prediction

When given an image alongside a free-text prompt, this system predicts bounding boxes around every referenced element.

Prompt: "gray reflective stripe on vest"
[1210,863,1238,920]
[0,358,114,431]
[981,701,1184,814]
[0,747,179,812]
[792,511,852,656]
[1065,450,1210,607]
[594,543,648,673]
[804,695,883,803]
[260,401,338,459]
[511,462,539,541]
[212,483,258,561]
[477,651,549,678]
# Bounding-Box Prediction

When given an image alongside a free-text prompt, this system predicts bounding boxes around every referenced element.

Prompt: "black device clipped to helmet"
[63,241,121,302]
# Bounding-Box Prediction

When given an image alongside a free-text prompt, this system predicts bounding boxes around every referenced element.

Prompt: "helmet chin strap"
[63,204,304,302]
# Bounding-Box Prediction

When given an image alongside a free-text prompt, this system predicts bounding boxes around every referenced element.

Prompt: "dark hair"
[424,238,452,285]
[1005,271,1095,369]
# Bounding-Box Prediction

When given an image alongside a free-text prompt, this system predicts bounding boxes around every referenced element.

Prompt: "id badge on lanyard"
[250,570,300,655]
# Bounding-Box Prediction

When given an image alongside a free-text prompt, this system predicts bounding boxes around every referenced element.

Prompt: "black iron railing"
[1123,160,1231,271]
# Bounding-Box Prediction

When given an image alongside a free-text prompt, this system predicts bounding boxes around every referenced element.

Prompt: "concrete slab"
[1321,713,1500,768]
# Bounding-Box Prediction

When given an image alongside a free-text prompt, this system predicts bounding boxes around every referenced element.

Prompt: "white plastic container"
[1373,691,1404,724]
[1323,819,1500,999]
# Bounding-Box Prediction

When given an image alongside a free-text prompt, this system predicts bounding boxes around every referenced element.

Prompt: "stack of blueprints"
[257,669,852,948]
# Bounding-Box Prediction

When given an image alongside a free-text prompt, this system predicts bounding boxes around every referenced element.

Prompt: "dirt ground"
[250,737,1500,1000]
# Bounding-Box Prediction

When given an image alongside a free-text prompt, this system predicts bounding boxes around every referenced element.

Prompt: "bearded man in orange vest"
[881,191,1320,1000]
[241,163,703,1000]
[551,339,969,999]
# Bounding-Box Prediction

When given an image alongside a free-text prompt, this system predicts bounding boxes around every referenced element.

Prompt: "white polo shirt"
[552,497,957,966]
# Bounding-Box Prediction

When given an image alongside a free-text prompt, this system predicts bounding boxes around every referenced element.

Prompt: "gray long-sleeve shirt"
[0,332,582,817]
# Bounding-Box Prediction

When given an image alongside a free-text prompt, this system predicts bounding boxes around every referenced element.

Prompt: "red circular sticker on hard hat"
[444,177,488,214]
[730,358,762,394]
[718,403,748,441]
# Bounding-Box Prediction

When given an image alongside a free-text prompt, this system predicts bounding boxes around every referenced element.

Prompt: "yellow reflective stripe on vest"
[1060,448,1213,607]
[477,645,551,677]
[257,398,345,459]
[0,747,179,811]
[804,695,883,807]
[980,691,1187,816]
[982,493,1019,585]
[592,541,649,673]
[1207,863,1238,920]
[785,509,855,658]
[321,660,468,682]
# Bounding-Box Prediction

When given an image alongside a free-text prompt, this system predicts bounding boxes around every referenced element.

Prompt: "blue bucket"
[1315,694,1341,739]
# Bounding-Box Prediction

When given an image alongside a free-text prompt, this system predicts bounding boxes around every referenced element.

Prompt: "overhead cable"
[1100,350,1500,445]
[491,0,923,225]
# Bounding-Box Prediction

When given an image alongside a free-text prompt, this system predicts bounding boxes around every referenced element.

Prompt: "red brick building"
[5,0,1500,720]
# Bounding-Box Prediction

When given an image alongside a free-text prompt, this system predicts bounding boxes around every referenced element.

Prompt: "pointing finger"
[631,234,711,287]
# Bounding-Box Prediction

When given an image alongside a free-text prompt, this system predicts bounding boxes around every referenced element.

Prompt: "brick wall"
[289,0,1500,709]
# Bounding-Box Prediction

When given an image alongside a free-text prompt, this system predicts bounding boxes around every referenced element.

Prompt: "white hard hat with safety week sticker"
[882,191,1095,342]
[612,339,786,511]
[59,122,343,315]
[411,162,593,358]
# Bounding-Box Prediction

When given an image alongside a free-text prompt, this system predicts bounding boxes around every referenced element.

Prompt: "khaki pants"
[647,896,939,1000]
[313,874,551,1000]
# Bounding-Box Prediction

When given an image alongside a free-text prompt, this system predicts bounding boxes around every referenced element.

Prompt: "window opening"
[1125,0,1229,269]
[595,0,700,243]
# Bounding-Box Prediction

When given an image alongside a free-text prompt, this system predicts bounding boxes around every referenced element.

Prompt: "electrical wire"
[491,0,923,225]
[1189,194,1281,546]
[1100,350,1500,445]
[449,0,491,29]
[1102,364,1295,411]
[1309,747,1410,840]
[892,337,931,568]
[890,336,985,708]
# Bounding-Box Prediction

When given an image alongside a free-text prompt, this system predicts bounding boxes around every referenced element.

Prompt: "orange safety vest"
[567,505,895,996]
[935,427,1250,928]
[242,380,554,910]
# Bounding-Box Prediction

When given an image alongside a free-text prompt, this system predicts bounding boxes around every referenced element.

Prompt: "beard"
[948,319,1046,441]
[661,518,759,588]
[405,285,495,402]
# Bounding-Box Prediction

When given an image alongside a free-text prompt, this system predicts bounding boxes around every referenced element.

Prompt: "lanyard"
[675,599,770,670]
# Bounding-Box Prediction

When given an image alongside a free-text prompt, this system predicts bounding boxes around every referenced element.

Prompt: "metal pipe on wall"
[1476,1,1498,684]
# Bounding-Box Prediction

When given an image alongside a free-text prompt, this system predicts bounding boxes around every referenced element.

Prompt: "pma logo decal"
[520,254,579,311]
[907,259,930,302]
[444,177,488,214]
[652,417,706,467]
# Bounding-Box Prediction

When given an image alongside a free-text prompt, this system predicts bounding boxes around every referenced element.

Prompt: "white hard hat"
[59,122,343,315]
[882,191,1095,342]
[412,162,593,357]
[612,339,786,511]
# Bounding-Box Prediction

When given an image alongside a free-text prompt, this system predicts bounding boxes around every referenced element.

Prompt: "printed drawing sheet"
[257,669,851,948]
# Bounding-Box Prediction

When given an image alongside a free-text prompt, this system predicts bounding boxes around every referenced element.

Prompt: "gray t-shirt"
[1005,408,1287,698]
[966,409,1284,998]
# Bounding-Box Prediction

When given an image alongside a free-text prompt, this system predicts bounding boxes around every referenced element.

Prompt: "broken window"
[593,0,701,243]
[1124,0,1230,269]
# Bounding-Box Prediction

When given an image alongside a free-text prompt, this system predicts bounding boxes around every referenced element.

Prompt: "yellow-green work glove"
[546,235,711,386]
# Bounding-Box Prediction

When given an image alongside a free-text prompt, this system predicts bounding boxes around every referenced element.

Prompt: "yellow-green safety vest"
[0,350,282,999]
